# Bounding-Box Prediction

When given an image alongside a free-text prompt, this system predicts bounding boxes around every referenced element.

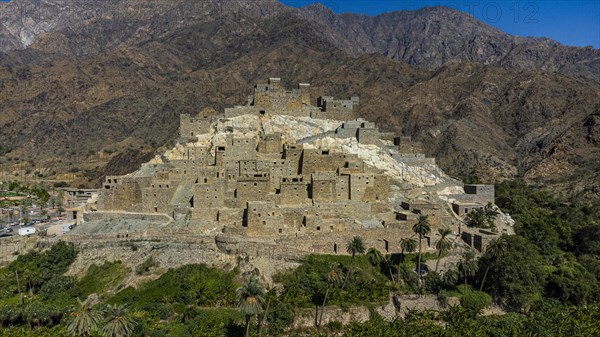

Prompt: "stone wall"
[292,294,445,329]
[141,181,176,214]
[180,114,219,138]
[0,236,38,266]
[283,144,303,174]
[258,133,282,154]
[99,177,149,212]
[461,228,497,252]
[357,128,380,145]
[223,79,339,119]
[451,202,484,216]
[83,211,172,225]
[311,172,337,202]
[463,184,495,204]
[302,149,355,176]
[280,177,308,205]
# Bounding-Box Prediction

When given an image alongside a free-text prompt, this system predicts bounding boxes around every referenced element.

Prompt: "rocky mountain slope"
[295,4,600,80]
[2,1,597,80]
[0,0,598,199]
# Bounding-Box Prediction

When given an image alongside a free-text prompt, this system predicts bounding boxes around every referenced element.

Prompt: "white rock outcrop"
[171,114,459,189]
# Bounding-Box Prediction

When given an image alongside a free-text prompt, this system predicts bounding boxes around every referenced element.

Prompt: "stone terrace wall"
[0,235,39,266]
[83,212,173,225]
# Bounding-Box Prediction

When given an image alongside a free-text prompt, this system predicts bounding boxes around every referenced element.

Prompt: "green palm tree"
[434,227,454,273]
[442,265,460,287]
[399,237,417,263]
[237,276,265,337]
[412,215,431,286]
[342,236,366,289]
[347,236,366,259]
[367,247,395,283]
[457,251,478,288]
[101,304,134,337]
[479,237,507,291]
[398,237,417,284]
[318,263,343,327]
[68,298,102,337]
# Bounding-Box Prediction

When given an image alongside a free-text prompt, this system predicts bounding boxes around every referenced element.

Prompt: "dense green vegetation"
[2,181,51,204]
[274,254,390,308]
[0,241,78,297]
[0,180,598,336]
[333,304,600,337]
[110,264,237,313]
[492,180,600,307]
[0,241,78,329]
[78,261,130,297]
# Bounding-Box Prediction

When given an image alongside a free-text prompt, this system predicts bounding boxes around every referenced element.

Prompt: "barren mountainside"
[2,1,598,79]
[0,0,598,199]
[296,4,600,80]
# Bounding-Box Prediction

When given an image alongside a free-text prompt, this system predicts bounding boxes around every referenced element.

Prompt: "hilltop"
[0,0,598,199]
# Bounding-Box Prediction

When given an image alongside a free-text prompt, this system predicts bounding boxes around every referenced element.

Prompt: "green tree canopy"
[478,235,546,310]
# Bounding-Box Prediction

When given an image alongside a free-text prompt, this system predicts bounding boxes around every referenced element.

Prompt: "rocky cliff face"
[294,5,599,80]
[0,0,68,51]
[0,0,598,199]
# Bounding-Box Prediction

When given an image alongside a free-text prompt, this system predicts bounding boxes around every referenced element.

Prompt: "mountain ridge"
[0,0,598,199]
[2,1,597,79]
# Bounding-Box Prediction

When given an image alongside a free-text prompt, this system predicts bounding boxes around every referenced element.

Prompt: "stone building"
[95,79,496,255]
[450,184,496,216]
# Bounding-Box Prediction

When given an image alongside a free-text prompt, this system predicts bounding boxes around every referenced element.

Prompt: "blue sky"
[281,0,600,48]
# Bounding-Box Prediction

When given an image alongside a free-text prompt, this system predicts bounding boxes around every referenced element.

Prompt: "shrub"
[396,264,419,292]
[424,271,444,293]
[78,261,129,296]
[266,302,295,335]
[39,275,80,300]
[188,308,243,337]
[136,256,158,275]
[460,291,492,313]
[327,320,343,331]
